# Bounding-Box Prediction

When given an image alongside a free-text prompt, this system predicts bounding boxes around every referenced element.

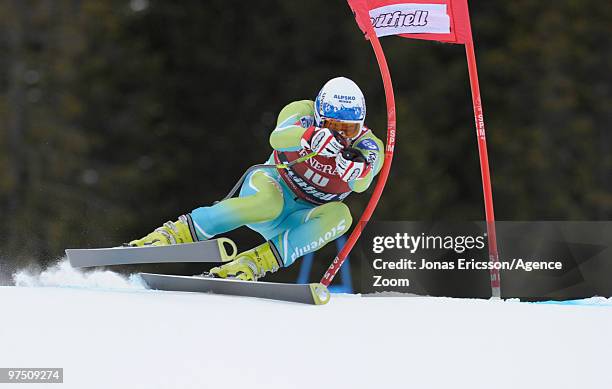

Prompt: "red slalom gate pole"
[465,38,501,298]
[324,0,500,297]
[320,18,396,287]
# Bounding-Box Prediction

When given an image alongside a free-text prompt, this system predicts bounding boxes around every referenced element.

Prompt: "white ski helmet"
[314,77,366,139]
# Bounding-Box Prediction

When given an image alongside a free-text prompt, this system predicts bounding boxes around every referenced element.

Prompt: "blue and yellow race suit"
[190,100,384,266]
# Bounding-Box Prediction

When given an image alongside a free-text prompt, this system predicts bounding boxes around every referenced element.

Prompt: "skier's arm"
[348,134,385,193]
[269,100,314,152]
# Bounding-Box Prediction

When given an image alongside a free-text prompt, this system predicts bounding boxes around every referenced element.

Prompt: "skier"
[129,77,384,280]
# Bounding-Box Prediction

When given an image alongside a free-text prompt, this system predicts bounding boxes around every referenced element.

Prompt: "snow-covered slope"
[0,262,610,389]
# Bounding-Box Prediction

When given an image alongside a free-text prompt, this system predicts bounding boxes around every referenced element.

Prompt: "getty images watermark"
[357,221,612,298]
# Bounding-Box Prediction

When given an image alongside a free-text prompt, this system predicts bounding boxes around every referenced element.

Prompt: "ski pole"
[220,152,317,201]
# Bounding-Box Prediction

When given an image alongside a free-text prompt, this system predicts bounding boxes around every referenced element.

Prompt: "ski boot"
[209,241,283,281]
[128,214,198,246]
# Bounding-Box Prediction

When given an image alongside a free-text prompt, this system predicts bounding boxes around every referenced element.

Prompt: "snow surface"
[1,261,611,389]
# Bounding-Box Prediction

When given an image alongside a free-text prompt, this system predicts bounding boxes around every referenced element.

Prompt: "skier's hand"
[335,148,371,182]
[300,126,344,157]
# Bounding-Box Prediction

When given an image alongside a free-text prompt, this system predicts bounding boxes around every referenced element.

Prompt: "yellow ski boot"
[128,214,198,246]
[209,241,283,281]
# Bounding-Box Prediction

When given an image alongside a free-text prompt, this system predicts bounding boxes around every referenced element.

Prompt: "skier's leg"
[128,170,284,246]
[210,201,352,280]
[269,201,352,266]
[189,170,284,240]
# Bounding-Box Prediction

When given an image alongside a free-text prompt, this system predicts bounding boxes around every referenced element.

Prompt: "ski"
[66,238,237,268]
[139,273,331,305]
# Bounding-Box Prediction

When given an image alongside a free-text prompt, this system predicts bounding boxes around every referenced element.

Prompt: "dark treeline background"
[1,0,611,282]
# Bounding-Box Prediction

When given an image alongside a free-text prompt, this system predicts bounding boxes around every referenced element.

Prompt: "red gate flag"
[348,0,472,44]
[322,0,501,297]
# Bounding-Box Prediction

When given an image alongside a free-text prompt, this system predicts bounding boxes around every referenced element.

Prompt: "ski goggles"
[320,118,362,139]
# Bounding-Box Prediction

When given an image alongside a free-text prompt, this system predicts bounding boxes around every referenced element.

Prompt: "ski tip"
[309,283,331,305]
[65,249,75,266]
